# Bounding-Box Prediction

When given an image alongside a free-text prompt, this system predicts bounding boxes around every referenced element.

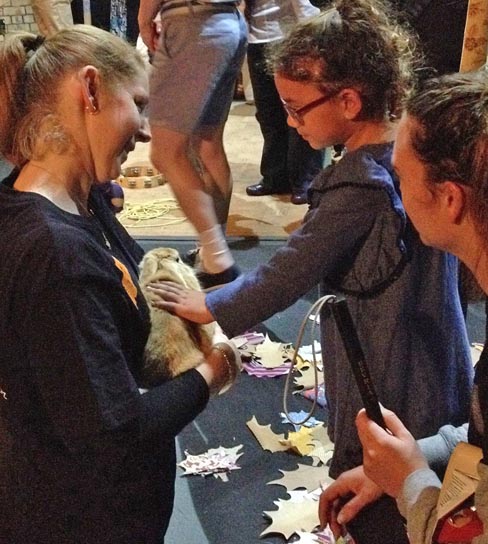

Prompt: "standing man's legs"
[246,40,324,203]
[246,41,290,195]
[287,128,324,204]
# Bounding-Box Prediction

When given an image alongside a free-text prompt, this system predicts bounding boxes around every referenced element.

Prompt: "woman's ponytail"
[0,32,44,163]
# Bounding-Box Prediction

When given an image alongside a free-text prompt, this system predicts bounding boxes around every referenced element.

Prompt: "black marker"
[330,298,387,430]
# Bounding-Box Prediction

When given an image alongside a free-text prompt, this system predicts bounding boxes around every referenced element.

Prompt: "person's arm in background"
[138,0,163,53]
[417,423,468,473]
[31,0,73,37]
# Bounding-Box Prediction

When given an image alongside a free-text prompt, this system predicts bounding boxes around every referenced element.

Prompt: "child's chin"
[305,138,322,150]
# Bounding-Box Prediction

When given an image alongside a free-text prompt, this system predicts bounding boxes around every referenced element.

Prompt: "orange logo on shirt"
[113,257,138,308]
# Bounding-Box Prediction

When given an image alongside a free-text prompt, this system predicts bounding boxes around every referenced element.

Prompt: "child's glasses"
[281,88,342,125]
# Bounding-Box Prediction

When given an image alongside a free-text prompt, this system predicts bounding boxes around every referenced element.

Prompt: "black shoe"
[196,264,242,290]
[290,192,308,205]
[246,182,289,197]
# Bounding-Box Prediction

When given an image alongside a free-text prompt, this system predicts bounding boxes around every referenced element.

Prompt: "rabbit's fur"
[139,247,215,386]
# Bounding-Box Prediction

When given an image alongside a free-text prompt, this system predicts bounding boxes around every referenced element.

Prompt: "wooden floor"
[119,101,307,239]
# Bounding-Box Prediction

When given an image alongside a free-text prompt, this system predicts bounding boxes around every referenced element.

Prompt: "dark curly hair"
[406,72,488,245]
[267,0,417,121]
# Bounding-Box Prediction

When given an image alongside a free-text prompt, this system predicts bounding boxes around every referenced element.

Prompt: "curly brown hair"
[267,0,417,121]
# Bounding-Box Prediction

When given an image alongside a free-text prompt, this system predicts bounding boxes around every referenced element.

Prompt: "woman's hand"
[319,466,383,540]
[356,407,429,498]
[146,281,214,324]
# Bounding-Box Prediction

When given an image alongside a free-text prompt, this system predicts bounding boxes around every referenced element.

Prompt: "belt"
[160,1,238,16]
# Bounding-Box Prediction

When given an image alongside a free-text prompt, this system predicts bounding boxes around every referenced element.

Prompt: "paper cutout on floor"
[280,426,315,456]
[232,331,265,356]
[236,332,293,377]
[261,496,319,539]
[268,463,331,493]
[281,411,323,431]
[309,441,334,466]
[246,416,289,452]
[293,364,325,390]
[300,382,328,408]
[293,530,320,543]
[306,425,334,465]
[254,334,290,368]
[310,424,332,446]
[242,358,292,378]
[293,531,320,544]
[288,489,318,502]
[297,341,323,365]
[290,353,308,370]
[294,528,336,543]
[178,445,243,478]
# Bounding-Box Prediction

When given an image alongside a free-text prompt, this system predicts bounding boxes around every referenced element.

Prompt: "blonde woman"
[0,26,239,543]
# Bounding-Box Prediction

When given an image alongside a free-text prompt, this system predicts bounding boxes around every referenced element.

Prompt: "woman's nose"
[137,116,151,143]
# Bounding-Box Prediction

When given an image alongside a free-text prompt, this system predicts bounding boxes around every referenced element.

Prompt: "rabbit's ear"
[140,253,160,279]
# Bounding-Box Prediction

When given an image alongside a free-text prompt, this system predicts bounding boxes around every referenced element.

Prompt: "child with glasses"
[148,2,473,541]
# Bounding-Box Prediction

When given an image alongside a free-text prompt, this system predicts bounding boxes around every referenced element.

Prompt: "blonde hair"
[0,25,146,166]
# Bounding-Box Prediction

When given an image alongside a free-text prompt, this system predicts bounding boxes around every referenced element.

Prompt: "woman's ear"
[441,181,468,225]
[340,88,363,120]
[79,65,101,114]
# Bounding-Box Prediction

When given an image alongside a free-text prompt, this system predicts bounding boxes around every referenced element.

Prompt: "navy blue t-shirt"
[0,172,209,543]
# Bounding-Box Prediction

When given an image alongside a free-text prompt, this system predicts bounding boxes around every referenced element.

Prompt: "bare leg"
[150,124,234,274]
[193,124,233,227]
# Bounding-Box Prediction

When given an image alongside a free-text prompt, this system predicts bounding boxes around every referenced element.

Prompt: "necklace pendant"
[103,233,111,250]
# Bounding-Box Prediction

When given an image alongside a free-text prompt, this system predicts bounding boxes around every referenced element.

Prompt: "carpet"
[136,237,486,544]
[137,237,324,544]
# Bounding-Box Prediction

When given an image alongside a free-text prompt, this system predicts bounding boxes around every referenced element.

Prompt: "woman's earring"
[85,97,98,115]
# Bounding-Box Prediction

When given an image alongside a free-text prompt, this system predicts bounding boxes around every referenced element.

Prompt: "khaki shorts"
[149,7,247,134]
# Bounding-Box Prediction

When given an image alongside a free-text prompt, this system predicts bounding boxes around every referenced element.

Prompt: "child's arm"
[206,183,393,339]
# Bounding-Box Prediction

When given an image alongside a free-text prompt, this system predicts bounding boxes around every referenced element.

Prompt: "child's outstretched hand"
[356,407,429,498]
[146,281,214,324]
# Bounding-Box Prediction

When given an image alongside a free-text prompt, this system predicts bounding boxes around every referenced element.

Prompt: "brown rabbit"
[139,247,215,386]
